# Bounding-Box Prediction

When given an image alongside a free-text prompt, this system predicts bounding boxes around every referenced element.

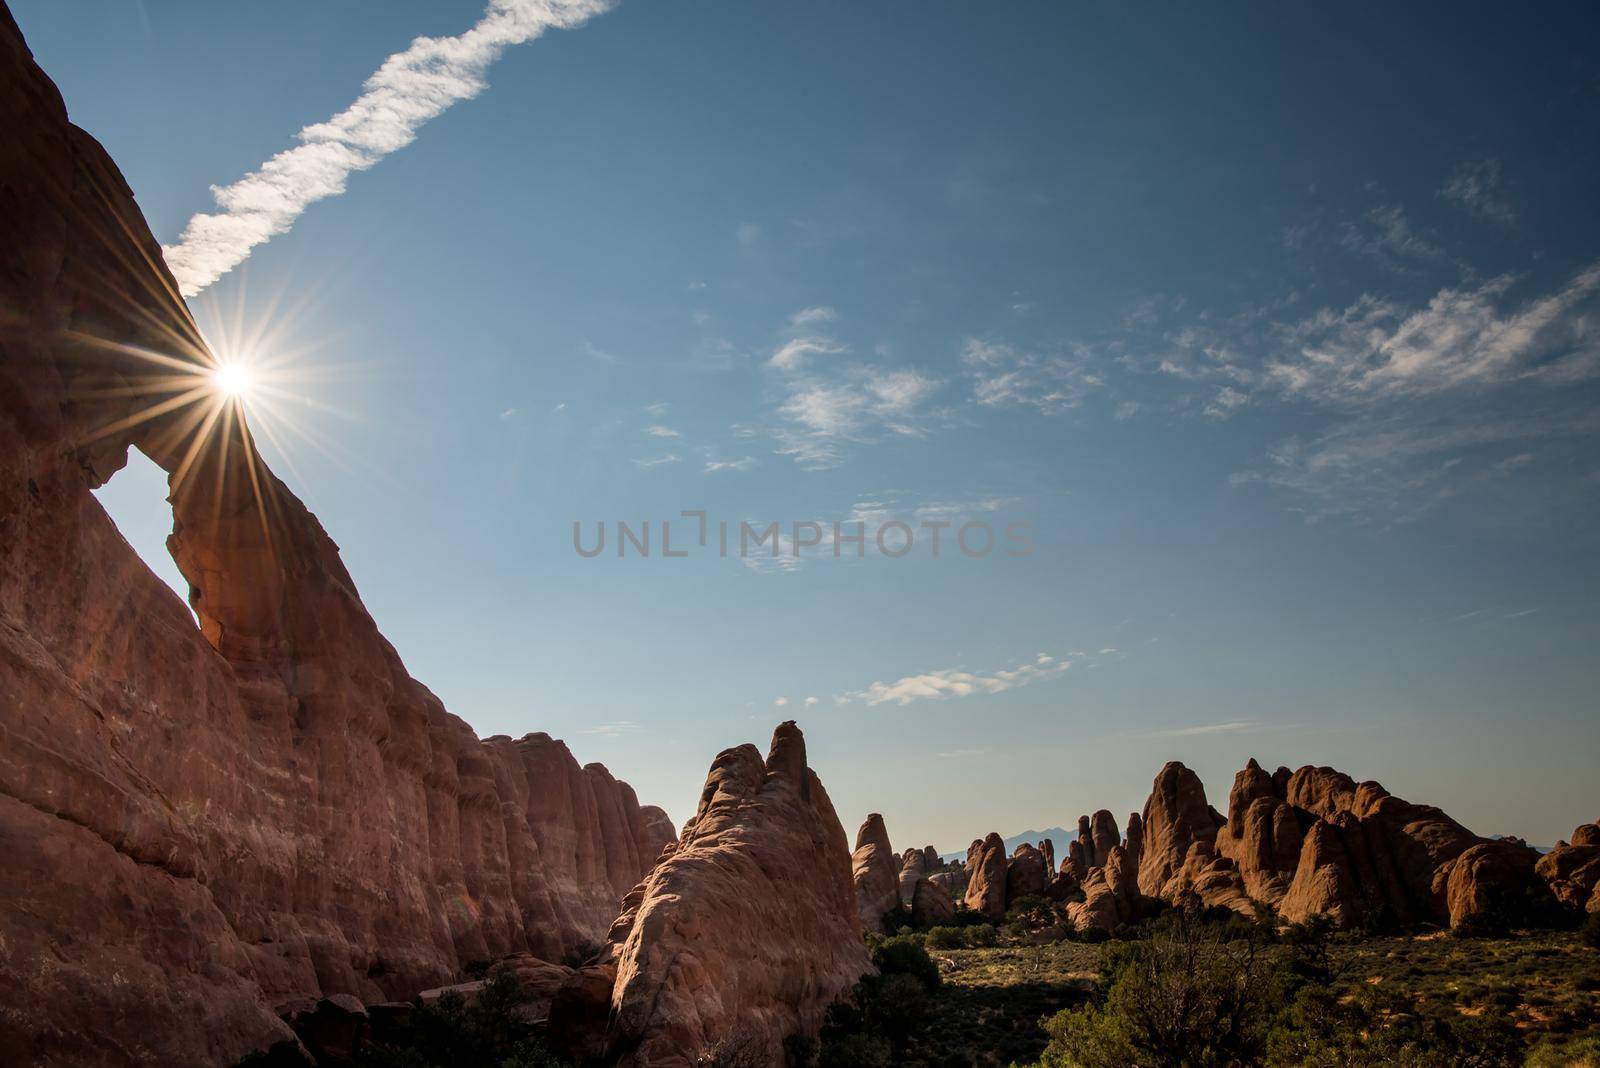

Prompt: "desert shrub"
[1077,925,1109,944]
[817,1030,892,1068]
[1583,911,1600,950]
[782,1033,818,1067]
[354,967,568,1068]
[561,940,603,968]
[695,1032,769,1067]
[964,923,999,947]
[233,1042,311,1067]
[925,925,966,950]
[871,934,941,991]
[1005,894,1057,931]
[1526,1035,1600,1068]
[1036,916,1275,1068]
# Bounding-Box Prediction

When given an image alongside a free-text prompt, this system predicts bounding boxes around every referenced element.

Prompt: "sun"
[212,362,255,398]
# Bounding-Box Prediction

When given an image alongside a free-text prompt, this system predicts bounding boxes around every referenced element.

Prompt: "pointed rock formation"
[1214,758,1303,905]
[1076,815,1096,868]
[1066,838,1088,879]
[964,832,1009,919]
[598,722,870,1066]
[851,813,901,933]
[0,15,673,1065]
[1039,837,1056,876]
[1137,761,1226,898]
[923,844,941,871]
[1090,810,1121,866]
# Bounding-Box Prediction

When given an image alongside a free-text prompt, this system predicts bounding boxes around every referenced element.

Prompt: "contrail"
[162,0,614,298]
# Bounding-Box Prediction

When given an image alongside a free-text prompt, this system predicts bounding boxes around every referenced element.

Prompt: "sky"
[16,1,1600,852]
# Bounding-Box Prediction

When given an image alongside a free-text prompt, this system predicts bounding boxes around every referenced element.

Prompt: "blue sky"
[18,1,1599,850]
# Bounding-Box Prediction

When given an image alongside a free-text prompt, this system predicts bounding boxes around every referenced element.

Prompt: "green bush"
[1037,917,1275,1067]
[964,923,999,947]
[1582,911,1600,950]
[353,967,568,1068]
[925,926,966,950]
[871,935,941,991]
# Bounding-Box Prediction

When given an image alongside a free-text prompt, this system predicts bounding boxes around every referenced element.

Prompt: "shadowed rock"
[0,13,672,1064]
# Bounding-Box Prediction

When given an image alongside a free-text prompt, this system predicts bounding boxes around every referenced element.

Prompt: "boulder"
[1005,843,1050,904]
[911,877,956,927]
[898,846,930,908]
[1068,845,1144,932]
[1536,820,1600,913]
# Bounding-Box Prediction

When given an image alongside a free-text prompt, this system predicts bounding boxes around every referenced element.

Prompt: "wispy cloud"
[1338,204,1454,272]
[632,453,681,468]
[962,338,1102,414]
[1439,159,1517,225]
[760,310,945,469]
[579,720,643,738]
[789,306,838,327]
[1128,720,1261,739]
[645,425,680,438]
[838,651,1085,707]
[162,0,613,296]
[703,456,757,473]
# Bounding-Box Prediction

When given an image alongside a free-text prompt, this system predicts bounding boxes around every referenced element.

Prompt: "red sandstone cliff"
[0,9,671,1064]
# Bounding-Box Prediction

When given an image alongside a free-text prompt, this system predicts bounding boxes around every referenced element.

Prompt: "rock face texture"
[0,13,672,1065]
[591,722,871,1067]
[851,813,901,933]
[1537,820,1600,913]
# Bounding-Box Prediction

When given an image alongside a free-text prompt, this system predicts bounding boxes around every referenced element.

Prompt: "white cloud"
[499,407,520,420]
[645,425,680,438]
[804,696,819,706]
[162,0,613,296]
[774,696,789,707]
[632,453,681,468]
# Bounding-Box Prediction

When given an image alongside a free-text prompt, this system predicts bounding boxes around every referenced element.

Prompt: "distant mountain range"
[940,827,1073,865]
